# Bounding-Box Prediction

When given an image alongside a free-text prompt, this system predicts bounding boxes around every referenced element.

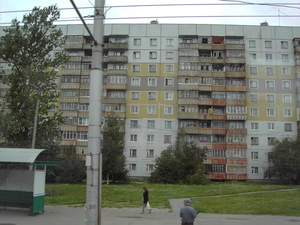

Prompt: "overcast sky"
[0,0,300,26]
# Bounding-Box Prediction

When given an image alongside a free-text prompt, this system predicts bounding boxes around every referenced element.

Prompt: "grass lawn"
[45,182,300,216]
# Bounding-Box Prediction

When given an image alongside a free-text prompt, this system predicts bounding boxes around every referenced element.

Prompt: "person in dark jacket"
[141,186,151,214]
[180,199,197,225]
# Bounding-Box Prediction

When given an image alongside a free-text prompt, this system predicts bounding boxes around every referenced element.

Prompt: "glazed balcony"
[64,43,83,49]
[178,70,203,77]
[205,157,226,164]
[178,43,198,49]
[212,71,225,77]
[225,71,246,78]
[103,97,126,104]
[226,99,246,105]
[103,83,126,90]
[104,43,128,50]
[103,56,128,63]
[226,158,247,165]
[103,69,127,76]
[294,45,300,52]
[62,69,81,75]
[225,44,245,50]
[227,128,247,135]
[226,85,246,92]
[226,58,246,64]
[178,98,198,105]
[212,85,226,91]
[184,127,226,135]
[226,143,247,149]
[60,83,80,89]
[226,114,247,120]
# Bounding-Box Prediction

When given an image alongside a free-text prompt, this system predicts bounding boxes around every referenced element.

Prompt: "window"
[266,54,273,61]
[266,67,274,75]
[266,80,274,89]
[129,163,136,171]
[62,75,80,83]
[281,41,288,49]
[133,65,140,72]
[282,67,290,75]
[149,65,157,73]
[148,92,156,100]
[78,117,89,125]
[250,67,257,75]
[165,121,172,129]
[149,51,157,59]
[250,94,258,103]
[146,164,154,172]
[148,106,156,114]
[148,78,157,86]
[131,77,140,86]
[130,149,137,157]
[284,109,292,117]
[80,89,90,97]
[165,78,174,86]
[134,38,141,46]
[164,135,171,143]
[250,108,258,116]
[282,80,291,89]
[251,166,258,174]
[251,152,258,160]
[251,137,259,145]
[147,134,154,142]
[150,38,157,46]
[130,120,139,128]
[268,137,276,145]
[165,92,173,100]
[77,132,88,140]
[131,92,139,100]
[250,80,258,88]
[282,54,289,62]
[284,123,292,131]
[164,106,173,114]
[266,94,275,103]
[81,76,90,83]
[62,131,77,139]
[166,39,173,46]
[283,94,291,103]
[166,52,173,59]
[249,40,256,48]
[147,120,155,129]
[268,123,275,131]
[165,65,174,72]
[133,51,141,59]
[265,41,272,48]
[267,108,275,117]
[131,106,139,114]
[147,149,154,158]
[251,122,258,130]
[130,134,137,142]
[249,53,256,60]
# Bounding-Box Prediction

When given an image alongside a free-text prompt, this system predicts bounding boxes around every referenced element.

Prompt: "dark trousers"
[182,222,193,225]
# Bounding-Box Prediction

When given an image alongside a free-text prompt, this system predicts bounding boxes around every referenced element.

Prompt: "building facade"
[1,23,300,181]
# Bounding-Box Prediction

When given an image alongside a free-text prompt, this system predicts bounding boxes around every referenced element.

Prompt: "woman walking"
[141,186,151,214]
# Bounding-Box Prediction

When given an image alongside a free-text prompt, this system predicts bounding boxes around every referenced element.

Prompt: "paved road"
[1,198,299,225]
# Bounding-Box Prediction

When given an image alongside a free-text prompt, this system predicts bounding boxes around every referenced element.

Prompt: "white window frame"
[165,92,173,100]
[131,77,140,86]
[147,120,155,129]
[150,38,157,46]
[249,80,258,88]
[266,67,274,75]
[133,51,141,59]
[267,108,275,117]
[281,41,288,49]
[265,41,272,48]
[149,51,157,59]
[250,122,258,130]
[250,66,257,75]
[165,64,174,73]
[131,106,139,114]
[250,93,258,103]
[147,149,154,158]
[164,106,173,114]
[131,91,140,100]
[251,152,259,160]
[249,53,256,60]
[166,52,173,59]
[266,80,275,89]
[148,77,157,86]
[165,121,172,129]
[268,123,275,131]
[149,64,157,73]
[166,39,173,46]
[129,149,137,157]
[129,163,137,171]
[133,64,140,72]
[133,38,141,46]
[282,54,289,62]
[251,166,259,174]
[147,106,156,114]
[266,94,275,103]
[130,134,138,142]
[283,94,291,103]
[164,135,172,143]
[266,54,273,61]
[250,108,259,116]
[147,134,154,142]
[249,40,256,48]
[284,108,292,117]
[282,67,290,75]
[165,78,174,87]
[282,80,291,89]
[146,164,154,172]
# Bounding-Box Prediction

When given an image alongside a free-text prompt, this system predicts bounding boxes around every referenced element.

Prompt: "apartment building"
[1,22,300,181]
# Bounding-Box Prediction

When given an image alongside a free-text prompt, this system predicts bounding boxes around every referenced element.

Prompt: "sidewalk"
[1,198,299,225]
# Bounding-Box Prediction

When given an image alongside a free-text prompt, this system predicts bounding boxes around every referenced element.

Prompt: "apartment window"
[62,90,79,97]
[265,41,272,48]
[266,54,273,61]
[78,117,89,125]
[250,80,258,88]
[250,108,258,116]
[164,106,173,114]
[268,123,275,131]
[130,120,139,128]
[81,76,90,83]
[250,94,258,103]
[284,109,292,117]
[133,51,141,59]
[60,102,78,111]
[282,80,291,89]
[165,92,173,100]
[131,106,139,114]
[166,39,173,46]
[130,149,137,157]
[251,122,258,130]
[131,77,140,86]
[131,92,139,100]
[266,67,274,75]
[267,108,275,117]
[165,78,174,87]
[150,38,157,46]
[282,67,290,75]
[129,163,136,171]
[165,121,172,129]
[268,137,276,145]
[251,152,259,160]
[284,123,292,131]
[149,65,157,73]
[147,134,154,142]
[77,132,88,140]
[266,80,274,89]
[249,53,256,60]
[147,120,155,129]
[166,65,174,72]
[250,67,257,75]
[134,38,141,46]
[249,40,256,48]
[282,54,289,62]
[62,75,80,83]
[146,164,154,172]
[147,149,154,158]
[283,94,291,103]
[281,41,288,49]
[166,52,173,59]
[133,64,140,72]
[130,134,137,142]
[164,135,172,143]
[252,166,258,174]
[148,92,156,100]
[80,89,90,97]
[149,51,157,59]
[64,117,77,125]
[266,94,275,103]
[148,78,157,86]
[148,106,156,114]
[62,131,77,139]
[251,137,259,145]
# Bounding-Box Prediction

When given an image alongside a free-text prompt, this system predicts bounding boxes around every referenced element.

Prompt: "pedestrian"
[141,186,151,214]
[180,199,197,225]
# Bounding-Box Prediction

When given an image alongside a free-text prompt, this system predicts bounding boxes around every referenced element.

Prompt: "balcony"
[227,114,247,120]
[225,44,245,50]
[212,99,226,106]
[208,173,226,180]
[104,43,128,50]
[227,128,247,135]
[198,113,226,120]
[226,173,247,180]
[226,99,246,105]
[103,69,127,76]
[178,98,199,105]
[60,83,80,89]
[103,56,128,63]
[227,158,247,165]
[64,43,83,49]
[178,70,203,77]
[69,56,82,62]
[226,143,247,149]
[226,58,246,64]
[212,71,225,77]
[102,111,125,118]
[82,56,92,62]
[178,43,198,49]
[178,84,199,90]
[294,45,300,52]
[205,158,226,164]
[178,112,199,119]
[62,69,81,75]
[103,83,126,90]
[226,85,246,92]
[179,56,199,62]
[103,97,126,104]
[225,71,246,78]
[212,85,226,91]
[211,44,225,50]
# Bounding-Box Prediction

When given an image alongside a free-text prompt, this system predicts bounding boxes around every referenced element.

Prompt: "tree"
[265,138,300,185]
[149,130,209,184]
[102,113,129,183]
[0,5,69,149]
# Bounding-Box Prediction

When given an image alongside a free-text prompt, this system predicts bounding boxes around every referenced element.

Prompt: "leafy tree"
[149,130,209,184]
[0,5,69,149]
[265,138,300,185]
[102,113,129,183]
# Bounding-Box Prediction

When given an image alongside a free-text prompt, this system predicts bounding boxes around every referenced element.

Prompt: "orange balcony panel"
[211,44,225,50]
[209,173,226,180]
[227,143,247,150]
[226,173,247,180]
[227,128,247,135]
[227,158,247,165]
[212,143,227,149]
[212,128,226,135]
[212,114,226,120]
[212,99,226,106]
[212,158,226,164]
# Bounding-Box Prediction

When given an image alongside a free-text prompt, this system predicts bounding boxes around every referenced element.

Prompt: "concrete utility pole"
[85,0,105,224]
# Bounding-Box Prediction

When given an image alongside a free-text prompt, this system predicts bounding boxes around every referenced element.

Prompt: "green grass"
[45,182,300,216]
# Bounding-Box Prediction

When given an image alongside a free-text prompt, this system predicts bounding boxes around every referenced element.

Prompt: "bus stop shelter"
[0,148,60,215]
